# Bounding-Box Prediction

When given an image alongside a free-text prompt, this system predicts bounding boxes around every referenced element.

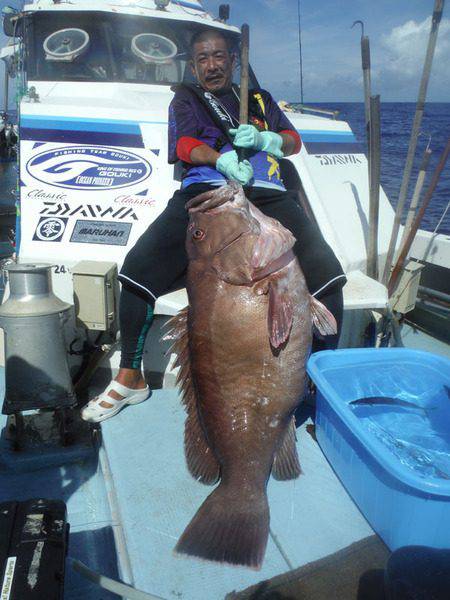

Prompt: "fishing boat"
[0,0,449,598]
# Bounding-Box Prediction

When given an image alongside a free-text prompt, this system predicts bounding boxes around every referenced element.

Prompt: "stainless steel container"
[0,264,76,414]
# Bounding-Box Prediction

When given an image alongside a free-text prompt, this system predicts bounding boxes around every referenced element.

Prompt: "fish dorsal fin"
[268,276,294,349]
[164,308,220,485]
[310,296,337,336]
[272,416,302,480]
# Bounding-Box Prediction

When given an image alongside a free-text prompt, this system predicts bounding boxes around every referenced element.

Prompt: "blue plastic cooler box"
[307,348,450,551]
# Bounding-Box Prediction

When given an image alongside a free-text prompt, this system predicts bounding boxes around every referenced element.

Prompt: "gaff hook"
[351,20,365,39]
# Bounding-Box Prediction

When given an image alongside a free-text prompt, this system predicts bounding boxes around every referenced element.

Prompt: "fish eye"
[192,229,205,241]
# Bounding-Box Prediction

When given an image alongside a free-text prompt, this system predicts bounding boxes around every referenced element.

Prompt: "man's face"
[190,34,234,93]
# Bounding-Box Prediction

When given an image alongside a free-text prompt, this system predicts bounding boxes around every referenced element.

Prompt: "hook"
[351,20,365,39]
[419,131,432,152]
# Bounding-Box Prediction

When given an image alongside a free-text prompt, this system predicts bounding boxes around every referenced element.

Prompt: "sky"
[201,0,450,103]
[0,0,449,104]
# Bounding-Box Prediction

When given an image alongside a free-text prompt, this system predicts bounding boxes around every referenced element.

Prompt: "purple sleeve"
[168,89,200,164]
[260,90,297,133]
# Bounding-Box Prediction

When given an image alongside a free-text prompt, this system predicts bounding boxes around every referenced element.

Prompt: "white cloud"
[379,16,450,91]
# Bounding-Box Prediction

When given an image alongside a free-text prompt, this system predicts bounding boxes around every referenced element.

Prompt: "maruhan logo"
[26,146,152,190]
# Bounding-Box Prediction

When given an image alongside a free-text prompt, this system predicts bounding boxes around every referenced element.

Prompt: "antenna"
[297,0,304,104]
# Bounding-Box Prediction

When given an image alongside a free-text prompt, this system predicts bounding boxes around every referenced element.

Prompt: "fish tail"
[175,482,270,569]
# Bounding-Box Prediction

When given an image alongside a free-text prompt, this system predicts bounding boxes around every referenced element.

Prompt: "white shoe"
[81,380,150,423]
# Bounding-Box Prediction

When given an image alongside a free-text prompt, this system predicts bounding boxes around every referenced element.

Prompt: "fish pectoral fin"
[268,278,294,349]
[310,296,338,337]
[272,417,302,480]
[168,307,220,485]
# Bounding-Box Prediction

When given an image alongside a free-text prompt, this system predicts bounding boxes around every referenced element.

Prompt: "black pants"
[118,184,346,368]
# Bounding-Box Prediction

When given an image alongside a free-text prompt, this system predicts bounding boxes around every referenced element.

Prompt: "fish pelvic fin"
[272,416,302,480]
[310,296,338,337]
[164,308,220,485]
[175,482,269,569]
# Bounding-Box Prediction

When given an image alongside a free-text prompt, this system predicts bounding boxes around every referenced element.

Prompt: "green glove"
[229,124,284,159]
[216,150,254,185]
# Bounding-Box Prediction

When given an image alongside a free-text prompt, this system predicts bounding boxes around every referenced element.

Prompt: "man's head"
[190,29,235,93]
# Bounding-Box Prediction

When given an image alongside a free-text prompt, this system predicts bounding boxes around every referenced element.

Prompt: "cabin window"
[25,12,256,88]
[26,12,189,84]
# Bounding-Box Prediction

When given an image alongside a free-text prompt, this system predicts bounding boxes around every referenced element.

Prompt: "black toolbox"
[0,499,68,599]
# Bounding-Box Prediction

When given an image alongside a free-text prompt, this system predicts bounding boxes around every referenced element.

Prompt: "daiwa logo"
[40,202,138,221]
[26,146,152,190]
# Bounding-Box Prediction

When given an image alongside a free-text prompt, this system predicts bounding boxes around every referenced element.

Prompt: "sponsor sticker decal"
[114,194,156,207]
[314,154,363,165]
[33,217,68,242]
[1,556,16,600]
[70,220,132,246]
[26,146,152,190]
[40,202,138,221]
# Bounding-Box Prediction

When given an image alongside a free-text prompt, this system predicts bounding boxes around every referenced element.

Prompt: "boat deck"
[100,390,373,599]
[0,372,375,600]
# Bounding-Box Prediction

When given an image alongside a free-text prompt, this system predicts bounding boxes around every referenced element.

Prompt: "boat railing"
[283,102,340,119]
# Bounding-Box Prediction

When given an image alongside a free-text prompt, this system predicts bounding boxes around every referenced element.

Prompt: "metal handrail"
[287,103,340,119]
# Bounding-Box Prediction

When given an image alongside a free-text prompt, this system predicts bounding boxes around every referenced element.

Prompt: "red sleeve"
[176,136,207,164]
[280,129,302,155]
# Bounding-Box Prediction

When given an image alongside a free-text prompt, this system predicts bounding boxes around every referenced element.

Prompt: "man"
[81,28,346,423]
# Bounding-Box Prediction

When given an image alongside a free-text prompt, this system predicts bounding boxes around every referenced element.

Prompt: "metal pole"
[297,0,304,104]
[367,95,381,280]
[351,22,371,134]
[239,24,250,125]
[388,137,450,297]
[237,23,249,165]
[361,35,371,136]
[382,0,445,285]
[3,65,9,113]
[399,146,432,251]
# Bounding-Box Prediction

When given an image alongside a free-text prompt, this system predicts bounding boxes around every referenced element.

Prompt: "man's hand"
[216,150,254,185]
[229,124,284,159]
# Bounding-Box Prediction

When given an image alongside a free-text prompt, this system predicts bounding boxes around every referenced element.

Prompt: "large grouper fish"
[165,182,336,569]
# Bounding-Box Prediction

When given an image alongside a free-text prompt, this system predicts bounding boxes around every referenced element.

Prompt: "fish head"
[186,184,261,284]
[186,183,296,285]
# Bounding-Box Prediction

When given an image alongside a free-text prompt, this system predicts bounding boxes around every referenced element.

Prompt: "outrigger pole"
[388,138,450,297]
[381,0,445,286]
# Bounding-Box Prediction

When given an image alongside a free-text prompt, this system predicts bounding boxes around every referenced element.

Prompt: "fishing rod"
[388,137,450,297]
[382,0,445,286]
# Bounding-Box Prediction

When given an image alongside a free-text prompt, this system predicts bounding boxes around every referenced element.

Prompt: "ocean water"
[311,102,450,236]
[2,103,449,234]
